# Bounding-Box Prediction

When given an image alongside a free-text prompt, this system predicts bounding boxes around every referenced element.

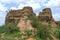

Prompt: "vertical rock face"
[17,20,34,32]
[38,8,57,27]
[43,8,52,17]
[5,7,57,31]
[5,6,35,24]
[5,6,35,31]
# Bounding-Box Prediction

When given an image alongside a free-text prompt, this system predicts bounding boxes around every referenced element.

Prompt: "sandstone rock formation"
[5,7,57,31]
[5,6,35,32]
[5,7,59,40]
[38,8,57,27]
[5,6,35,24]
[17,20,34,32]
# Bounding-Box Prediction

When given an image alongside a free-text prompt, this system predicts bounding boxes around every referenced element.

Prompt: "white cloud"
[0,3,7,12]
[10,7,18,10]
[0,17,5,26]
[0,11,5,26]
[0,0,28,4]
[43,0,60,7]
[53,13,60,21]
[10,2,41,15]
[18,3,41,10]
[0,0,47,10]
[0,12,3,17]
[0,0,47,4]
[10,0,42,10]
[27,0,47,3]
[0,3,7,26]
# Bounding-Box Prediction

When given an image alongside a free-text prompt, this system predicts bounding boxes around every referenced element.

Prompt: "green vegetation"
[0,23,19,34]
[29,15,60,40]
[36,24,53,40]
[0,23,22,40]
[53,27,60,39]
[39,12,48,15]
[29,15,39,28]
[0,16,60,40]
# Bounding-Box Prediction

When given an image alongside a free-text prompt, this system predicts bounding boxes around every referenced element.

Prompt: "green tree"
[0,25,5,34]
[53,27,60,39]
[4,23,19,33]
[36,24,52,40]
[29,16,39,28]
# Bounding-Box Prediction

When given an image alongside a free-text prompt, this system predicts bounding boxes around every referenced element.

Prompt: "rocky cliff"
[5,7,57,31]
[38,8,57,27]
[5,7,59,40]
[5,6,35,24]
[5,6,35,32]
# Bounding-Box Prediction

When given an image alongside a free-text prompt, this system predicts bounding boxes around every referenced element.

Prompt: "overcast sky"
[0,0,60,26]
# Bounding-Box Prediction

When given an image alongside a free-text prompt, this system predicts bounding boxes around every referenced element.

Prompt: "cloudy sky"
[0,0,60,26]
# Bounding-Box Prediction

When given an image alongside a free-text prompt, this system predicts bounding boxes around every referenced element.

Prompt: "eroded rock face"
[5,7,57,32]
[5,6,35,32]
[43,8,52,17]
[38,8,57,27]
[5,6,35,24]
[17,20,34,32]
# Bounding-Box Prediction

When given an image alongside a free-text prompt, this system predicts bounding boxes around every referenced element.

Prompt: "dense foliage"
[0,16,60,40]
[29,15,60,40]
[0,23,19,34]
[29,15,39,28]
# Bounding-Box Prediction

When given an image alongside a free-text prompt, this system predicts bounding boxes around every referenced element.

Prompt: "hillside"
[0,6,60,40]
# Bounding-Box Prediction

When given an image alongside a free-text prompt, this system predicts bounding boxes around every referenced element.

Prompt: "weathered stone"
[5,7,58,34]
[5,6,35,24]
[43,8,52,17]
[38,8,57,27]
[17,20,34,32]
[5,6,35,33]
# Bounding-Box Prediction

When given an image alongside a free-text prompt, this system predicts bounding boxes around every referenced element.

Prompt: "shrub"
[4,23,19,34]
[0,23,21,38]
[0,23,19,34]
[34,36,41,40]
[53,27,60,39]
[29,16,39,28]
[24,30,32,36]
[29,15,53,40]
[0,25,5,34]
[36,24,52,40]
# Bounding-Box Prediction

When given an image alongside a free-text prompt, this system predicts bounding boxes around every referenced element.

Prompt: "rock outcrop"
[5,7,57,31]
[5,6,35,32]
[38,8,57,27]
[5,7,59,40]
[5,6,35,24]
